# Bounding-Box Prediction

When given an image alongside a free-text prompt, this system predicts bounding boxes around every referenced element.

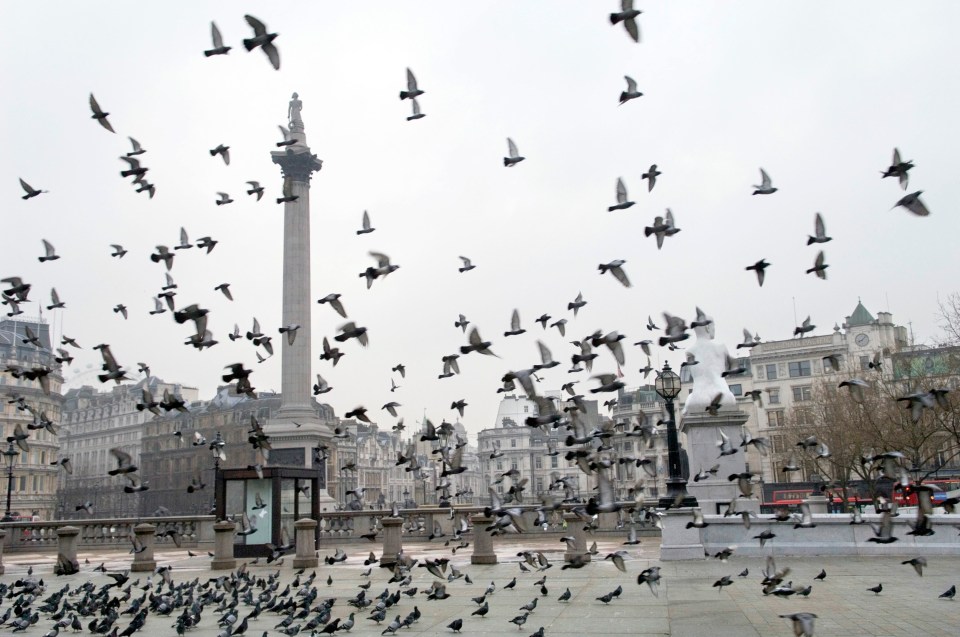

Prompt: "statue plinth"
[680,405,753,514]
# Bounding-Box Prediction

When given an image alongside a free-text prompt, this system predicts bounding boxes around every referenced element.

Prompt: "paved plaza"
[1,537,957,637]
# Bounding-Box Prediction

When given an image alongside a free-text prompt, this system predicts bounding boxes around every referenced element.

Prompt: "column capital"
[272,148,323,181]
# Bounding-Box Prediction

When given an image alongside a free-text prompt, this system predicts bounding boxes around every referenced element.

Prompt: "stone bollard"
[131,523,157,572]
[803,494,830,514]
[0,529,5,575]
[211,520,237,570]
[293,519,319,569]
[379,517,403,569]
[470,514,497,565]
[56,526,80,573]
[562,513,590,564]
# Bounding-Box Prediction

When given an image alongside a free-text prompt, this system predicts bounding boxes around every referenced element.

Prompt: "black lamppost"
[655,362,697,508]
[2,441,20,522]
[210,432,225,514]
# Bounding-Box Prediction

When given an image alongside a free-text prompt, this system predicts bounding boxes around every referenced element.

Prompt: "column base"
[131,561,156,572]
[471,554,497,565]
[293,556,319,569]
[211,558,237,571]
[563,552,591,563]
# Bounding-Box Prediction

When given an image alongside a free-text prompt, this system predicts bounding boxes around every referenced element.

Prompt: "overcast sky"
[3,2,959,442]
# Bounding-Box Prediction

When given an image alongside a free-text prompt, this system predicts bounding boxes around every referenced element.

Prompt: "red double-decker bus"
[893,479,960,508]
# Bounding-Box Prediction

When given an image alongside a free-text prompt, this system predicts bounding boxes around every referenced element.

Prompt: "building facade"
[0,318,64,520]
[59,378,198,517]
[137,387,326,516]
[477,394,600,505]
[729,301,910,483]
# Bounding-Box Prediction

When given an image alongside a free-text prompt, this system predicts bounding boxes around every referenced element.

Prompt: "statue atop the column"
[682,307,737,415]
[288,92,303,130]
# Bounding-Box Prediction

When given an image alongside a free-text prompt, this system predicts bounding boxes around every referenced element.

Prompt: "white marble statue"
[288,92,303,129]
[682,308,737,415]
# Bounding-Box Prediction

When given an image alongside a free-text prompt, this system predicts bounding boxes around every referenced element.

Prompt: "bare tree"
[780,373,954,511]
[935,292,960,347]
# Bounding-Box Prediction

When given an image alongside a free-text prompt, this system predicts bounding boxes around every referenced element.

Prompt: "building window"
[496,461,502,471]
[535,457,542,469]
[551,456,558,468]
[792,386,812,402]
[523,405,529,413]
[510,439,516,448]
[766,364,778,380]
[767,410,785,427]
[794,408,813,425]
[767,388,780,404]
[510,461,518,471]
[859,355,870,371]
[729,384,742,396]
[823,356,838,372]
[788,361,811,378]
[770,435,784,454]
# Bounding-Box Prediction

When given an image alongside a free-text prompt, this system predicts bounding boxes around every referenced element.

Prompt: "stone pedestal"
[379,517,403,568]
[659,509,706,561]
[0,529,6,575]
[56,526,80,573]
[681,407,751,514]
[470,515,497,565]
[293,518,318,568]
[211,521,237,570]
[131,523,156,572]
[562,513,590,563]
[804,494,830,514]
[57,526,80,556]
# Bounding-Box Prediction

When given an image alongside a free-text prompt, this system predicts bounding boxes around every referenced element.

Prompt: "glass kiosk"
[216,463,323,558]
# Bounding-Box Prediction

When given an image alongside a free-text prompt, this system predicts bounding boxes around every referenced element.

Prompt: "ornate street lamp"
[2,441,20,522]
[210,432,225,514]
[655,362,696,508]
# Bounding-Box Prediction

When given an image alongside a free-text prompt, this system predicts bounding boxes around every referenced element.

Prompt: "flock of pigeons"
[1,5,950,637]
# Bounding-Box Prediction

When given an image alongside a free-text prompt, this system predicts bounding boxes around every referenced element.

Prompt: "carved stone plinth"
[293,518,318,568]
[379,517,403,568]
[211,521,237,570]
[469,515,497,565]
[562,513,590,564]
[56,526,80,574]
[682,407,751,514]
[131,523,156,572]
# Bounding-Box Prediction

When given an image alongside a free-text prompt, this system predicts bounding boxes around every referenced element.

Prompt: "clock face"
[855,333,869,347]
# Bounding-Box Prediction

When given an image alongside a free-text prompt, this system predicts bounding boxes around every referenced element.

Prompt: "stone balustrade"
[0,502,656,563]
[700,512,960,557]
[0,516,209,553]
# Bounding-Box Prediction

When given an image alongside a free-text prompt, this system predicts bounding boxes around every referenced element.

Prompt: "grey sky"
[3,2,959,441]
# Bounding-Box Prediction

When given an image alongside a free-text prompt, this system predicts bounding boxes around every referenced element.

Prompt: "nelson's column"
[267,93,334,507]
